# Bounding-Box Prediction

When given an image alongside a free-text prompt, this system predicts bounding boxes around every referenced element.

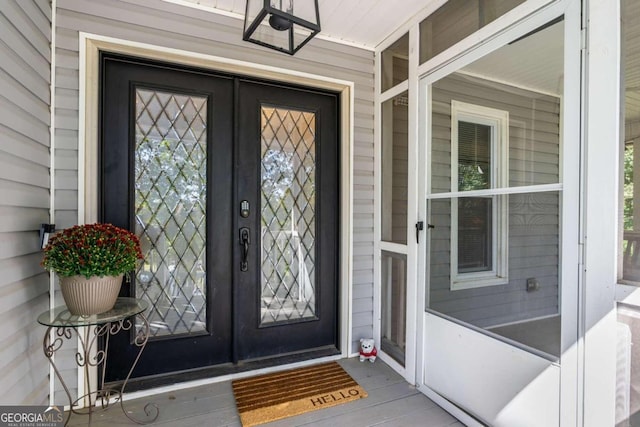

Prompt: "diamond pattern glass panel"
[260,106,317,325]
[134,88,208,338]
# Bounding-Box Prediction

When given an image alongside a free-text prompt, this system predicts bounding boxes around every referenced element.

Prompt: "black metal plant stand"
[38,298,159,426]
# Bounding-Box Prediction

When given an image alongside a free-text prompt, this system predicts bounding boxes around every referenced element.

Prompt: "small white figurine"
[359,338,377,363]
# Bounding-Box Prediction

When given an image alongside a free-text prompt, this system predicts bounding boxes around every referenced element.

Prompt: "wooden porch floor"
[68,358,465,427]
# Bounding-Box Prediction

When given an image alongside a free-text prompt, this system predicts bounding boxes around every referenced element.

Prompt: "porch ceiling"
[165,0,640,141]
[462,20,564,97]
[164,0,438,49]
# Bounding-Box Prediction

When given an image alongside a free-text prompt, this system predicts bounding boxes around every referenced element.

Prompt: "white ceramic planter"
[59,274,124,315]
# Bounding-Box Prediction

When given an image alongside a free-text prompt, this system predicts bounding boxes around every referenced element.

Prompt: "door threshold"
[109,345,341,392]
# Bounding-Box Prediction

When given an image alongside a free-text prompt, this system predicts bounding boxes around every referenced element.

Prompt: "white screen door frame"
[411,0,582,425]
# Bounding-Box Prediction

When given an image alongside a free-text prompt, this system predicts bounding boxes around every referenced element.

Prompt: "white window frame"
[450,101,509,290]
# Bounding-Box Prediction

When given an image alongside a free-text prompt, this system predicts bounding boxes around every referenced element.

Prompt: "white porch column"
[583,0,621,425]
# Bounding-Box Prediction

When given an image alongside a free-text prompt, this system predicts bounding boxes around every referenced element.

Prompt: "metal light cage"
[243,0,321,55]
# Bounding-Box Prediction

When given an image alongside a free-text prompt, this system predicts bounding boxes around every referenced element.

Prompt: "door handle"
[416,221,424,244]
[239,227,250,272]
[415,221,435,244]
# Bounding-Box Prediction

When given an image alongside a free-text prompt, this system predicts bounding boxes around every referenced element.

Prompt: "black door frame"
[98,53,344,390]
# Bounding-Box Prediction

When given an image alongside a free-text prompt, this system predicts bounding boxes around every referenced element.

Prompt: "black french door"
[101,55,339,383]
[236,81,339,360]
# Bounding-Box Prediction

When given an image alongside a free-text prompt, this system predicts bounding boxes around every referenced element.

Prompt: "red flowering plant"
[42,223,143,278]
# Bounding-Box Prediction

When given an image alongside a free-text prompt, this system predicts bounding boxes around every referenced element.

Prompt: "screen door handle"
[415,221,424,244]
[240,227,250,272]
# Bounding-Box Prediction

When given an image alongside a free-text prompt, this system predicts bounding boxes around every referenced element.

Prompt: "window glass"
[447,101,508,288]
[382,34,409,92]
[617,1,640,422]
[381,252,407,366]
[419,0,527,64]
[458,197,493,273]
[621,0,640,284]
[260,106,317,325]
[430,75,561,194]
[429,191,560,354]
[426,19,564,358]
[135,88,208,338]
[458,121,491,190]
[381,92,408,244]
[617,303,640,425]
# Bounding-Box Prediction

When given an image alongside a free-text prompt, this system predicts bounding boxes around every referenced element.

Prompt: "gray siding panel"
[0,140,49,183]
[0,43,50,102]
[0,22,49,83]
[0,96,49,144]
[0,0,51,405]
[1,123,50,166]
[54,0,375,396]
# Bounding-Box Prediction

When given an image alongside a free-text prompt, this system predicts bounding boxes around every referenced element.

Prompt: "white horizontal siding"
[54,0,375,393]
[0,0,51,405]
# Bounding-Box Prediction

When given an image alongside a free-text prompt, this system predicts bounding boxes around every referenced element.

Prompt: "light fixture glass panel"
[248,18,290,51]
[244,0,320,55]
[293,24,313,51]
[281,0,318,25]
[244,0,265,33]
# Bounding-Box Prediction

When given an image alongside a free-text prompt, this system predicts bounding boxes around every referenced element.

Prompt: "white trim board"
[49,0,58,409]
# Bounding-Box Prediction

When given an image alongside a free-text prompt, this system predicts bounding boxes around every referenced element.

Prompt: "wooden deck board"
[66,358,462,427]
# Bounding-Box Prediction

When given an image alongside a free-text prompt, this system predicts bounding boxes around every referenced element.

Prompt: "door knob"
[239,227,250,272]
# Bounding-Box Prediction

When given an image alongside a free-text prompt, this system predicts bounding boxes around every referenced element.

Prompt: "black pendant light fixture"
[243,0,320,55]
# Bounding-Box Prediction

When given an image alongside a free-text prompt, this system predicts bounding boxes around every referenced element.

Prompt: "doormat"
[232,362,368,426]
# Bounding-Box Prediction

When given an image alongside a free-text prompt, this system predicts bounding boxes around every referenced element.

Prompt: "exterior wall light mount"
[243,0,320,55]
